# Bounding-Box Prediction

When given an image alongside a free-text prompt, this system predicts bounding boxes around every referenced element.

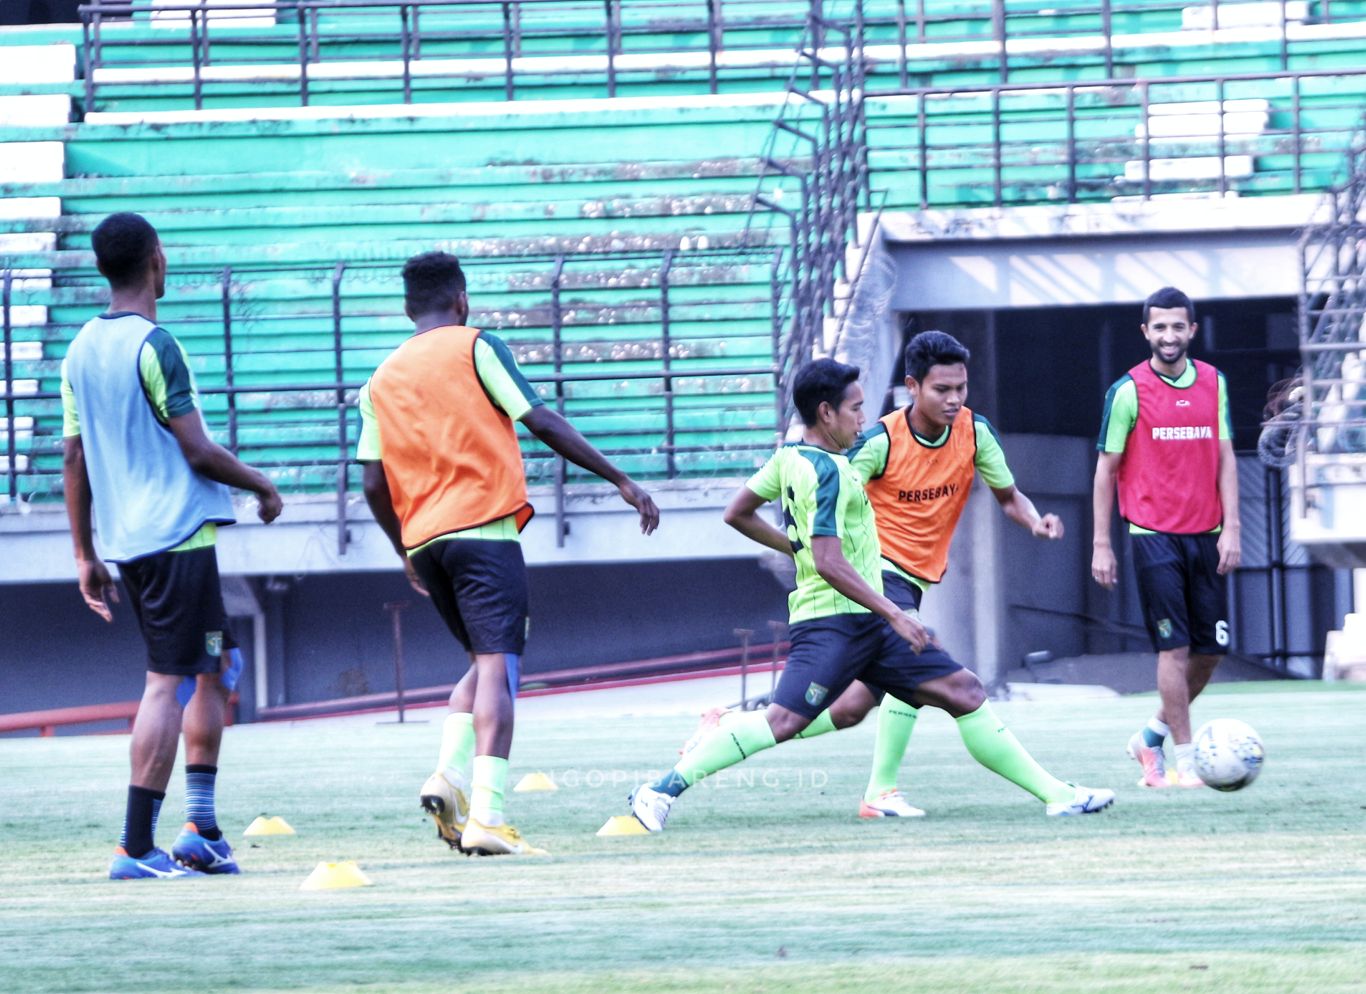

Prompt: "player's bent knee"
[914,669,985,717]
[766,706,810,742]
[829,692,875,729]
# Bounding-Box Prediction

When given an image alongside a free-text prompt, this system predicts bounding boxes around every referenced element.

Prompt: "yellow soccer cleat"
[460,818,547,856]
[419,771,469,851]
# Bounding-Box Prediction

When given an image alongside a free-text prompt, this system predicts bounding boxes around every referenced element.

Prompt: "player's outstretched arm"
[722,486,793,556]
[1215,438,1241,575]
[167,412,282,524]
[360,460,427,596]
[1091,452,1122,589]
[992,485,1063,539]
[62,435,119,622]
[520,406,659,534]
[810,537,930,652]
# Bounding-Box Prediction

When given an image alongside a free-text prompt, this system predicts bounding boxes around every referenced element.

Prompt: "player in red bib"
[1092,286,1241,788]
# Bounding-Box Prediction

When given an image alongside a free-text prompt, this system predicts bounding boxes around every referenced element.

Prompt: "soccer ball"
[1193,718,1265,791]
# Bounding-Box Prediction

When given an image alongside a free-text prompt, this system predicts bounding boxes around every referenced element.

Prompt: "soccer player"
[680,331,1069,819]
[628,358,1113,832]
[1092,286,1240,788]
[62,212,283,879]
[358,251,659,856]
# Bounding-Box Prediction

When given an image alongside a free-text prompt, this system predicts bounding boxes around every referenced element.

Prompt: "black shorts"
[1131,531,1230,655]
[772,613,962,719]
[119,545,237,676]
[881,570,925,613]
[409,538,528,655]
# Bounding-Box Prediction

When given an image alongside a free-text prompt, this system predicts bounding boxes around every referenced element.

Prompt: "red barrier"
[0,696,238,737]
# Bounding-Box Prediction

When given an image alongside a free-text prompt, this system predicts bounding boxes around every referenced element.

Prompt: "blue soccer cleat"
[109,846,205,880]
[171,822,241,874]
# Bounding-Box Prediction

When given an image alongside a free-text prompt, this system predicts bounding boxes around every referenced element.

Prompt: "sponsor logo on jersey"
[1175,399,1191,407]
[896,483,960,503]
[1151,425,1213,440]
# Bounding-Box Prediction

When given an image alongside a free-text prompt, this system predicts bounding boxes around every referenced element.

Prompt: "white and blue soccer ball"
[1193,718,1265,791]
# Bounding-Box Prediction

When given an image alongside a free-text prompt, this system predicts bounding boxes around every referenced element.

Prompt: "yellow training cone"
[243,815,296,837]
[596,815,649,837]
[513,772,558,793]
[300,860,373,891]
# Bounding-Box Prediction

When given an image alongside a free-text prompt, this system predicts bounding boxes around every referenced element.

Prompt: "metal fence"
[0,248,784,547]
[748,0,871,420]
[1293,112,1366,480]
[868,65,1366,209]
[76,0,1366,111]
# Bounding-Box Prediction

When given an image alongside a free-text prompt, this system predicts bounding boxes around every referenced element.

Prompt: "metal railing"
[1291,111,1366,504]
[747,0,870,421]
[0,248,785,548]
[81,0,765,110]
[868,65,1366,209]
[75,0,1366,112]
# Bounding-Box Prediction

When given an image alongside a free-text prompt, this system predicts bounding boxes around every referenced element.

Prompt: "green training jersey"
[746,442,883,624]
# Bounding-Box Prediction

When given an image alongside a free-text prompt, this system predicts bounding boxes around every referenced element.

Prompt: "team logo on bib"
[205,631,224,657]
[805,683,829,707]
[1156,619,1173,640]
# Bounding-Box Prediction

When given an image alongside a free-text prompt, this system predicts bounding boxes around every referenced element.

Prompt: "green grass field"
[2,683,1364,994]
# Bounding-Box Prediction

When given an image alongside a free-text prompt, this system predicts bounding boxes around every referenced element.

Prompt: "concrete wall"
[0,557,794,726]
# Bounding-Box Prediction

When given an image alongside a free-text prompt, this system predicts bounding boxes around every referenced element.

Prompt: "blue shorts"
[1131,531,1229,655]
[881,570,925,612]
[772,612,962,719]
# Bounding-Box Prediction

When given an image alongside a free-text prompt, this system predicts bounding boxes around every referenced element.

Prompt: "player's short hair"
[402,251,467,316]
[904,330,970,382]
[91,212,159,289]
[793,358,860,427]
[1143,286,1195,324]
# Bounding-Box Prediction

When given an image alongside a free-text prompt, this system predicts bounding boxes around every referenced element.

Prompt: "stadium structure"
[2,0,1364,728]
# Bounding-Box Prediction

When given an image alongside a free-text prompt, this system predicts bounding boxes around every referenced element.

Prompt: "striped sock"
[120,786,164,858]
[185,764,221,841]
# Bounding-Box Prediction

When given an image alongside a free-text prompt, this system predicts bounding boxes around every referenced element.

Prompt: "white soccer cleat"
[1172,764,1207,788]
[858,790,927,819]
[629,784,675,832]
[1045,784,1116,817]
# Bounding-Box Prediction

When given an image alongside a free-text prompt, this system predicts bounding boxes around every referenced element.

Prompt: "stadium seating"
[0,94,793,499]
[6,0,1366,508]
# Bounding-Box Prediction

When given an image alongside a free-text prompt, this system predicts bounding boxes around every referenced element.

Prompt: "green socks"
[794,709,837,739]
[956,702,1072,805]
[864,697,920,802]
[437,712,476,782]
[470,755,508,825]
[663,710,778,793]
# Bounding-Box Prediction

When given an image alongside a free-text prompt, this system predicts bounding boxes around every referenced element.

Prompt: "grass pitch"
[1,683,1364,994]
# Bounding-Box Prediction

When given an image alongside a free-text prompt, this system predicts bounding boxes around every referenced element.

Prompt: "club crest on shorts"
[804,682,828,707]
[205,631,224,657]
[1156,618,1173,640]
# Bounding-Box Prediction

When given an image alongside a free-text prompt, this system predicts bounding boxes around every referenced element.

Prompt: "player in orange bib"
[358,251,659,855]
[683,331,1091,818]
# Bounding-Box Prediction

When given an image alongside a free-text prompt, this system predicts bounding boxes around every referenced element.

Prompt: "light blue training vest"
[64,312,235,562]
